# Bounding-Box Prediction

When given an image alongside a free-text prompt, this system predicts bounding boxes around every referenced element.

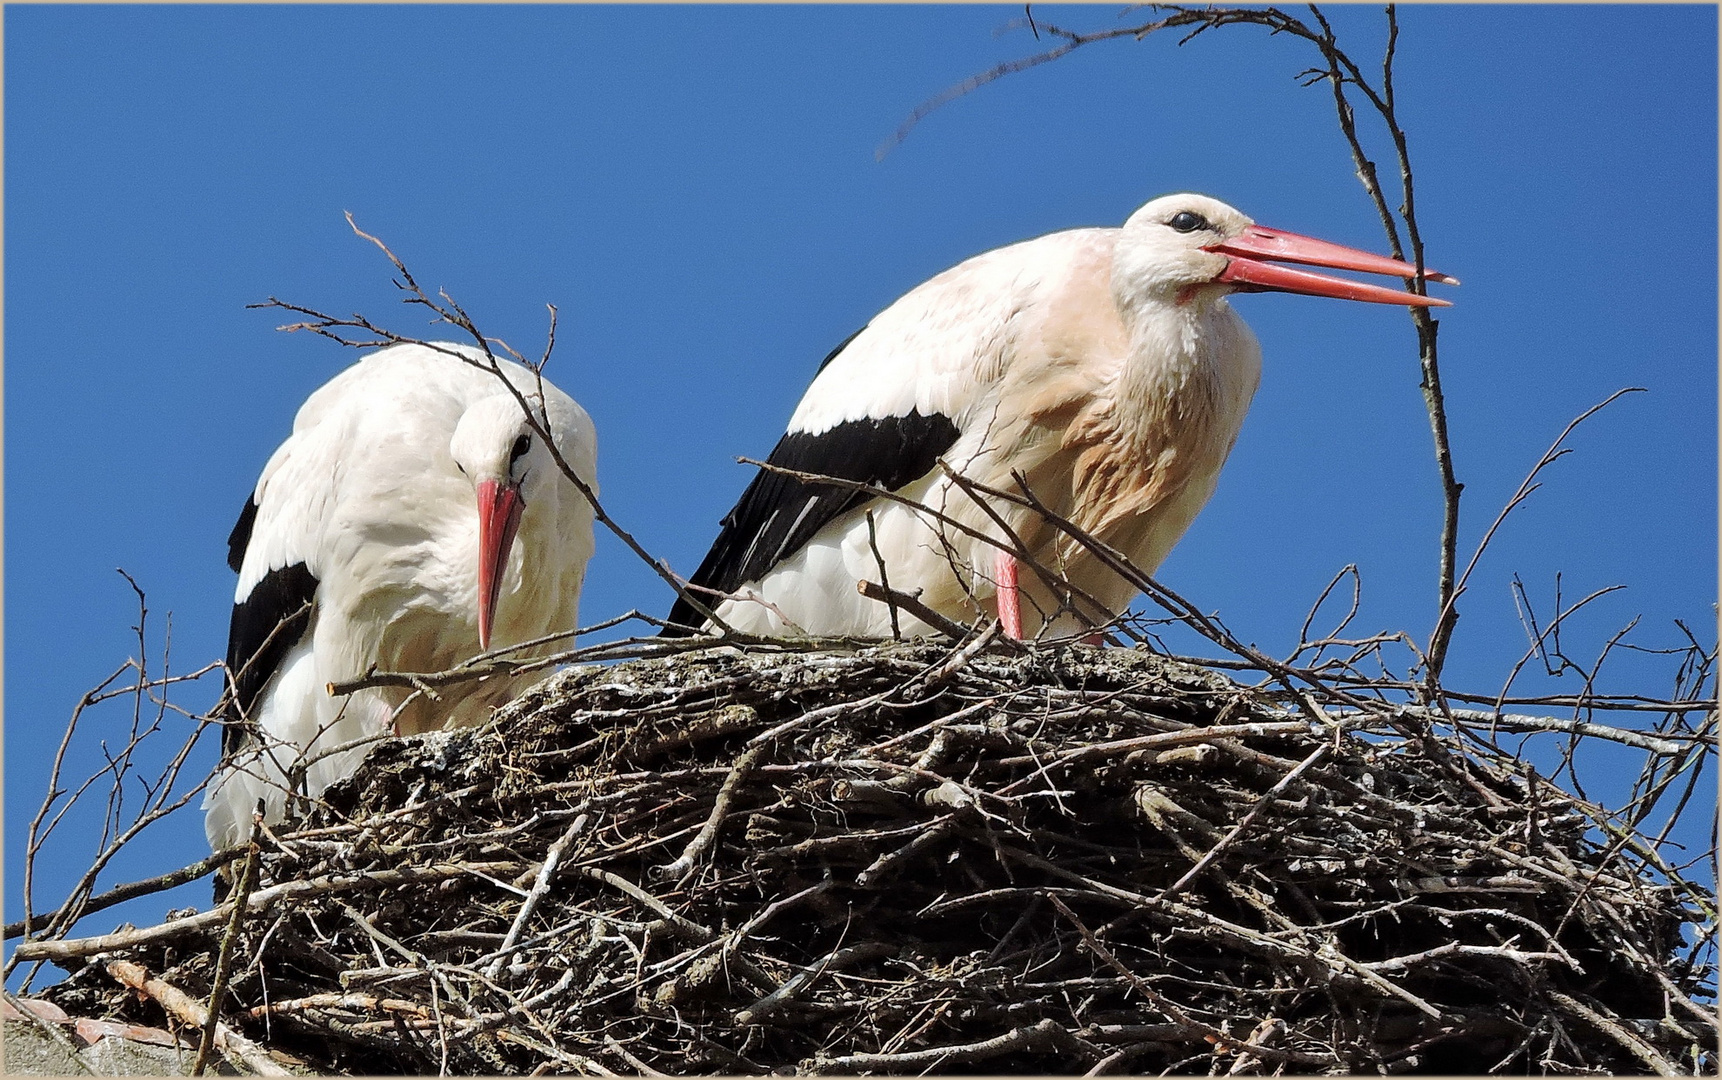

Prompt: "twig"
[657,743,767,884]
[812,1017,1096,1071]
[1434,387,1646,675]
[856,579,969,641]
[193,824,261,1075]
[105,959,289,1076]
[1157,743,1331,900]
[1547,990,1680,1075]
[864,509,902,640]
[734,941,895,1025]
[5,845,247,942]
[574,866,715,944]
[995,720,1313,769]
[1427,706,1684,756]
[484,815,588,980]
[1047,895,1332,1067]
[13,862,519,963]
[921,620,1005,688]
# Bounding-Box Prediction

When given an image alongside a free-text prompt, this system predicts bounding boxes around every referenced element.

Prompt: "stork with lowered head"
[205,342,599,854]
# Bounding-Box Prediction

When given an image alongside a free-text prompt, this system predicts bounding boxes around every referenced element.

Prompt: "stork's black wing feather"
[222,494,319,754]
[227,495,259,573]
[223,564,318,752]
[665,408,959,633]
[814,325,867,375]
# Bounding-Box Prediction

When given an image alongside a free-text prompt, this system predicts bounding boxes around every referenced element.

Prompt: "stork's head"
[450,394,557,650]
[1116,193,1455,309]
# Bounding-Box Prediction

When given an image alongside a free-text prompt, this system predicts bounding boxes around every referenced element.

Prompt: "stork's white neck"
[1116,286,1230,393]
[1110,286,1262,460]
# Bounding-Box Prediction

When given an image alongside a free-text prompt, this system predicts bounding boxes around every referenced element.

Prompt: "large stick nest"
[45,641,1713,1074]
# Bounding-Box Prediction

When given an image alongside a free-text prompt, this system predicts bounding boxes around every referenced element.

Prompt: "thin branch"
[106,960,290,1077]
[193,824,261,1075]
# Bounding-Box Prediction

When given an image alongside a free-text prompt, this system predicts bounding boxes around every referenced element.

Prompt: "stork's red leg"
[995,549,1022,640]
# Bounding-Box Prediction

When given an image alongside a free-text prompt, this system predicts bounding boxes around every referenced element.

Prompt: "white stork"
[666,193,1452,640]
[204,342,598,854]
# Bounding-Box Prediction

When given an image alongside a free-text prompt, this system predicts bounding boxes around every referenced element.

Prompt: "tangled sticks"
[42,640,1713,1074]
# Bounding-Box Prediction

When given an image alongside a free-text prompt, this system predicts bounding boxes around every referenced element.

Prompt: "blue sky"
[6,5,1716,967]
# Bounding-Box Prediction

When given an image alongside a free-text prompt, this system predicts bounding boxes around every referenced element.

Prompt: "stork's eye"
[1167,211,1209,234]
[509,434,531,463]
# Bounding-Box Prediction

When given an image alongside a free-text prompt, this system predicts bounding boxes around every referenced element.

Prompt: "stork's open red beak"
[1207,225,1457,307]
[476,479,525,651]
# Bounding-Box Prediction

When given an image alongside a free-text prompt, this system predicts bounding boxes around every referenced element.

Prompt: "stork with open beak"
[204,342,598,854]
[666,193,1453,640]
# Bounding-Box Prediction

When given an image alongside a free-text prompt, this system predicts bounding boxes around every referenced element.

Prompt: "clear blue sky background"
[6,5,1716,974]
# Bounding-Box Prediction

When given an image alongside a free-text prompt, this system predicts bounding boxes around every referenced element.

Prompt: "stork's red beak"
[1207,225,1457,307]
[476,479,525,651]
